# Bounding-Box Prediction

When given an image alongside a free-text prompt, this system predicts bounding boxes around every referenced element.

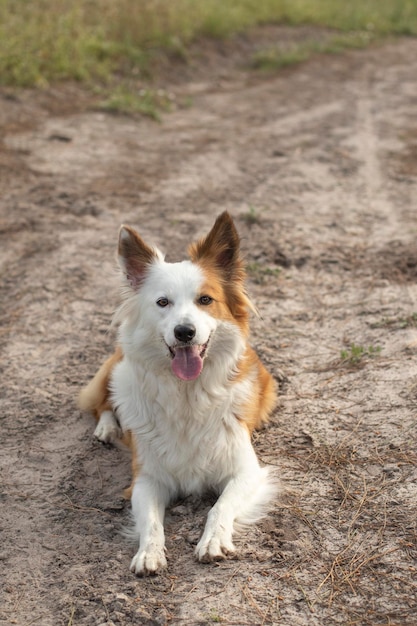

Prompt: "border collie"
[79,212,277,575]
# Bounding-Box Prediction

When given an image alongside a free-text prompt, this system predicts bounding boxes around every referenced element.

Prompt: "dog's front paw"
[130,547,167,576]
[94,410,121,444]
[195,533,236,563]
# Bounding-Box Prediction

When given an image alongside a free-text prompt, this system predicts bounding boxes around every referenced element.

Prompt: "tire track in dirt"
[260,100,343,136]
[350,65,398,242]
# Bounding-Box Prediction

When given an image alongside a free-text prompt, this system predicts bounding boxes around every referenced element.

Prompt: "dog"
[79,211,277,576]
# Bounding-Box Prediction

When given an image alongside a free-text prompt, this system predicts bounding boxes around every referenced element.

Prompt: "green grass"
[0,0,416,90]
[207,610,223,623]
[247,262,281,284]
[100,85,172,119]
[242,205,263,225]
[371,313,417,329]
[251,31,375,71]
[340,343,382,366]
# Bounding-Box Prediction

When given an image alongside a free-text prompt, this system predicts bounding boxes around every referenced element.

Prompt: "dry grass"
[271,427,417,620]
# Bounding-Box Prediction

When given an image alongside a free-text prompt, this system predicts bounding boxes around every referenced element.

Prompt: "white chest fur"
[112,356,257,495]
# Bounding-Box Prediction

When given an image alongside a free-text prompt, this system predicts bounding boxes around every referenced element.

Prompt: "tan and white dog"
[79,212,277,576]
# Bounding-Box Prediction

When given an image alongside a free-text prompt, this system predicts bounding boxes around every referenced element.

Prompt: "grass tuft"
[251,31,375,71]
[371,313,417,330]
[100,85,172,120]
[247,262,281,285]
[242,205,263,226]
[340,343,381,367]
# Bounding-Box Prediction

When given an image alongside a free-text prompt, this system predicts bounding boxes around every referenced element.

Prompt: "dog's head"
[117,212,255,381]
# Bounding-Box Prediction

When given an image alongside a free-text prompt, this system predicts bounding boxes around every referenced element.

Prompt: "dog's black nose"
[174,324,196,343]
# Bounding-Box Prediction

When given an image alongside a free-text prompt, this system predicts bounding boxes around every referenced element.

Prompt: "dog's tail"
[234,466,280,529]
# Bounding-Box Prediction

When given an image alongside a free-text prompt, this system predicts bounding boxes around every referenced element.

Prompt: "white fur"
[111,255,277,575]
[94,410,121,443]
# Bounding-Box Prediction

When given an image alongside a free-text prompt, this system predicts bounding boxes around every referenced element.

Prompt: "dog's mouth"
[168,339,210,381]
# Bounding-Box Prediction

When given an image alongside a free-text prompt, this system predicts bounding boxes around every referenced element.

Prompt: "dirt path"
[1,36,417,626]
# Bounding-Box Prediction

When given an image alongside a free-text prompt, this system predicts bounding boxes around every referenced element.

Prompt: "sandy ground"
[1,31,417,626]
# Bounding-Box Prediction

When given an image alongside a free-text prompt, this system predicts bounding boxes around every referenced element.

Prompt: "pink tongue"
[171,345,203,381]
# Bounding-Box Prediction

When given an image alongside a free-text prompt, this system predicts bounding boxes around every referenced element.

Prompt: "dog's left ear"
[118,225,158,290]
[189,212,242,281]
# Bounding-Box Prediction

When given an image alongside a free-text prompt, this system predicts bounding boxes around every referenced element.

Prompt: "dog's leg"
[196,446,276,562]
[129,475,169,576]
[195,490,237,562]
[94,410,121,444]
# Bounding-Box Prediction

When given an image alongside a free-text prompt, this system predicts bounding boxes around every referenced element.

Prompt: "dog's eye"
[198,295,213,306]
[156,297,169,307]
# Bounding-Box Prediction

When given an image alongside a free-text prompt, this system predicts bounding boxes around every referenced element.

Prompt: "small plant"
[242,205,262,226]
[371,313,417,329]
[247,262,280,285]
[340,343,381,366]
[251,32,374,73]
[251,45,310,71]
[100,85,172,120]
[207,609,223,623]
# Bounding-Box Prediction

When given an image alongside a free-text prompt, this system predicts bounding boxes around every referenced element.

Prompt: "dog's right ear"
[118,225,158,290]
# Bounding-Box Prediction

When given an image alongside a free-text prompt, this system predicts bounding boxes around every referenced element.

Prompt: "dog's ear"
[189,212,242,281]
[118,225,157,289]
[190,212,257,326]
